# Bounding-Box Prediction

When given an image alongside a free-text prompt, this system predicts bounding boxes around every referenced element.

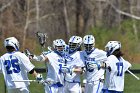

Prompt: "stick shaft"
[127,70,140,80]
[12,80,37,82]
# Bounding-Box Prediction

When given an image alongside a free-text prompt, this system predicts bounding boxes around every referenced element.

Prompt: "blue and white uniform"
[44,51,65,93]
[64,51,84,93]
[103,55,131,93]
[0,51,35,93]
[82,48,107,93]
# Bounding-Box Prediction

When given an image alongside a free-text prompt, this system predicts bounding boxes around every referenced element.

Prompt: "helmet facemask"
[84,44,94,54]
[68,36,82,54]
[53,39,66,56]
[55,45,65,55]
[68,42,80,53]
[83,35,95,54]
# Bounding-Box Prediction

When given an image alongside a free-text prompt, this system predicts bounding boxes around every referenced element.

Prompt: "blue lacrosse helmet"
[83,35,95,54]
[105,41,121,56]
[68,36,82,54]
[53,39,66,56]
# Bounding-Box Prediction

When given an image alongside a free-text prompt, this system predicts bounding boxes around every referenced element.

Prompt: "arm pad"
[33,55,46,62]
[29,68,35,74]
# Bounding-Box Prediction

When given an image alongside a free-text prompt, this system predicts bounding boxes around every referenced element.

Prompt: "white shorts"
[44,83,64,93]
[8,87,29,93]
[64,81,82,93]
[84,80,103,93]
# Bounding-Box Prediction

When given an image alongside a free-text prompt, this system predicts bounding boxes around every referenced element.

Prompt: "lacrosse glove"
[36,74,45,85]
[60,65,73,74]
[87,61,101,70]
[45,78,55,86]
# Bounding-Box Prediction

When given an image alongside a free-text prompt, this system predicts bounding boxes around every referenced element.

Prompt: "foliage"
[86,19,140,63]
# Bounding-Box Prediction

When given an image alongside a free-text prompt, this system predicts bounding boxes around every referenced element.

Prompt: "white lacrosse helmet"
[105,41,121,56]
[4,37,19,51]
[83,35,95,53]
[68,36,82,53]
[53,39,66,55]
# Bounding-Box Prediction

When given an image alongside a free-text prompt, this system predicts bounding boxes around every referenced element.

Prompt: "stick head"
[24,49,34,57]
[36,32,48,47]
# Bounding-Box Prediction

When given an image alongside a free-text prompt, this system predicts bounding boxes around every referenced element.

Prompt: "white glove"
[87,61,100,70]
[83,79,87,84]
[36,74,45,85]
[60,65,73,74]
[45,78,55,86]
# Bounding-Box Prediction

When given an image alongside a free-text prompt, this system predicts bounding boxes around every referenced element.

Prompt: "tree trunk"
[129,0,138,41]
[62,0,70,40]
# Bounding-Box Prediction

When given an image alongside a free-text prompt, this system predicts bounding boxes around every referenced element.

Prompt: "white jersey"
[82,48,107,82]
[64,51,84,82]
[0,51,35,89]
[46,51,65,85]
[104,55,131,91]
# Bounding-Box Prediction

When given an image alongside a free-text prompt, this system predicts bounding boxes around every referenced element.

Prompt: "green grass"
[131,63,140,69]
[0,73,46,93]
[124,74,140,93]
[28,73,46,93]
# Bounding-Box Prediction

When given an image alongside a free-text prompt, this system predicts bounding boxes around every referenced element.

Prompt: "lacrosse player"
[31,39,67,93]
[82,35,107,93]
[102,41,131,93]
[0,37,43,93]
[60,36,85,93]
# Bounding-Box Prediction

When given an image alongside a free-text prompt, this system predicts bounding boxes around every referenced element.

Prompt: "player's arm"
[31,54,49,62]
[29,68,44,84]
[99,61,111,72]
[60,65,84,74]
[20,53,45,84]
[73,66,84,74]
[29,68,38,77]
[24,49,49,62]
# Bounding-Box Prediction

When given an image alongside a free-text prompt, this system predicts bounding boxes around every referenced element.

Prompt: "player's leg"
[84,83,93,93]
[44,85,57,93]
[69,82,82,93]
[92,80,104,93]
[19,87,30,93]
[8,87,29,93]
[58,86,64,93]
[44,85,51,93]
[8,88,18,93]
[63,82,70,93]
[84,83,94,93]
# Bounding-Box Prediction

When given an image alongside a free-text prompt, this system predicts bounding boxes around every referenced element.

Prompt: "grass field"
[0,63,140,93]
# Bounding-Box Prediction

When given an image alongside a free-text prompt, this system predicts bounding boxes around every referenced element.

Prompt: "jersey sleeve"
[19,53,35,72]
[105,55,115,69]
[124,60,132,71]
[79,52,85,67]
[95,50,107,64]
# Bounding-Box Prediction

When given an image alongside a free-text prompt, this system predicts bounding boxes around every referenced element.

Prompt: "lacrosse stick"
[24,49,34,57]
[12,80,37,82]
[47,46,52,51]
[36,32,48,51]
[36,32,49,71]
[36,32,48,56]
[127,70,140,80]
